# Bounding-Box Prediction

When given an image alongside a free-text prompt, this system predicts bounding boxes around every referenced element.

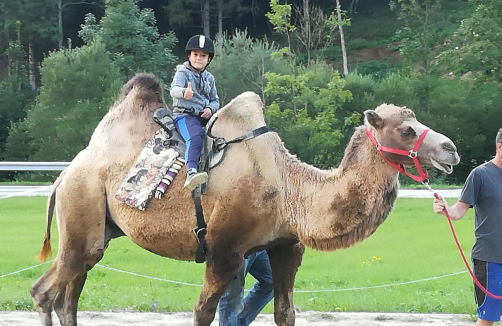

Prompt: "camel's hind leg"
[30,258,83,326]
[267,242,305,326]
[31,248,105,326]
[53,248,107,326]
[53,272,88,326]
[31,185,107,326]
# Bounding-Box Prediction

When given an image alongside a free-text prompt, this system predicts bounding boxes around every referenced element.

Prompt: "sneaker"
[183,170,208,191]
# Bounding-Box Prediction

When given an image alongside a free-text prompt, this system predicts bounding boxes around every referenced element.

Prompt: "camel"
[30,73,460,326]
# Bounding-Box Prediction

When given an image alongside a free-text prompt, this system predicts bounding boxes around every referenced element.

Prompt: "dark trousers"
[175,115,205,171]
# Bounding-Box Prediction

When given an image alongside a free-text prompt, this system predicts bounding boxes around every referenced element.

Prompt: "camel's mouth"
[431,159,453,174]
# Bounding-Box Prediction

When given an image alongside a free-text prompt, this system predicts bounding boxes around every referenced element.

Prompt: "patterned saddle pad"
[114,128,183,210]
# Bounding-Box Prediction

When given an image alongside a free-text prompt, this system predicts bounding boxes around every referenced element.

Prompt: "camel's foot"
[274,308,295,326]
[193,306,217,326]
[30,286,53,326]
[54,291,76,326]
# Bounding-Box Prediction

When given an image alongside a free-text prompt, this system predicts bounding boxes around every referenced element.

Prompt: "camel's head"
[364,104,460,174]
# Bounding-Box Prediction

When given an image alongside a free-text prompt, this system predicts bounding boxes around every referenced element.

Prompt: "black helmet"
[185,35,214,59]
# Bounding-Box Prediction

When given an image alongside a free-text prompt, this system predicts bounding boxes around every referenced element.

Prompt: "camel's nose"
[442,141,457,153]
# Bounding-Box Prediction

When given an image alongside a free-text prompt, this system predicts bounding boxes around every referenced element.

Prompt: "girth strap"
[190,120,271,263]
[192,187,207,263]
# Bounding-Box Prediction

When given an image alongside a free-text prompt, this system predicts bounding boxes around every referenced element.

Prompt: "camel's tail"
[36,171,66,262]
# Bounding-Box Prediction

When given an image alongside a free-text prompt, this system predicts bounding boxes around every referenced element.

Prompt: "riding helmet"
[185,35,215,60]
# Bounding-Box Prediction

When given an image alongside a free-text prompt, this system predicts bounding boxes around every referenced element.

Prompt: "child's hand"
[200,108,212,119]
[184,82,193,100]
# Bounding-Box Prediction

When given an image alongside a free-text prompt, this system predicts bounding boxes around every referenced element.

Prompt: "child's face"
[188,50,210,71]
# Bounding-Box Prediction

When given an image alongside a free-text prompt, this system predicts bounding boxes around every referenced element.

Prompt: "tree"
[348,0,359,14]
[57,0,103,49]
[164,0,246,36]
[266,0,296,52]
[334,0,349,75]
[202,0,210,36]
[215,0,247,35]
[4,41,123,162]
[1,0,59,89]
[210,30,285,105]
[264,62,353,167]
[293,3,340,66]
[164,0,200,28]
[391,0,449,112]
[391,0,447,75]
[437,0,502,82]
[0,25,34,165]
[79,0,177,83]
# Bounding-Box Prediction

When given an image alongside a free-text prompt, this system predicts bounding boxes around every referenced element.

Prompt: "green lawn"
[0,196,477,314]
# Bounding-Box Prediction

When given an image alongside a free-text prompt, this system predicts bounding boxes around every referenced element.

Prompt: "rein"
[366,128,430,183]
[366,128,501,300]
[424,183,502,300]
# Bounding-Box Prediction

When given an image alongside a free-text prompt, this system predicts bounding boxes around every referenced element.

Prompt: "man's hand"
[184,82,193,100]
[200,107,212,119]
[433,195,448,215]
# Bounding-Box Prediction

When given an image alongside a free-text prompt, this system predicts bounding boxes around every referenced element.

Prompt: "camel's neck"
[282,126,400,251]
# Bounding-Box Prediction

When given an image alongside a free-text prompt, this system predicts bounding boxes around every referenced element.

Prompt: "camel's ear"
[364,110,383,129]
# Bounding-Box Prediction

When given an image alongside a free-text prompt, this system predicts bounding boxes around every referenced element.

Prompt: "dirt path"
[0,311,475,326]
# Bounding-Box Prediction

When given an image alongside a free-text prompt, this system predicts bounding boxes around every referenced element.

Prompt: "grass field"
[0,196,477,315]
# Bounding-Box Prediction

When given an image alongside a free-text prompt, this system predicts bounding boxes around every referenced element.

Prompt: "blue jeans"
[174,115,205,171]
[218,250,274,326]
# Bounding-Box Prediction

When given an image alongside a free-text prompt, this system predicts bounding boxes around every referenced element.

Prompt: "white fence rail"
[0,162,70,171]
[0,162,462,198]
[0,162,68,197]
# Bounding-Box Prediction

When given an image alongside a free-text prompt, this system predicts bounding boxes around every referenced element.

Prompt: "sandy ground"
[0,311,476,326]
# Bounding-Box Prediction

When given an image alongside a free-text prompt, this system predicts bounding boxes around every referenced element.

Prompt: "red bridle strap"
[365,128,430,183]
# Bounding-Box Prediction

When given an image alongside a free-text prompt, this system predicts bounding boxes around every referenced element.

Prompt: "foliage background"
[0,0,501,185]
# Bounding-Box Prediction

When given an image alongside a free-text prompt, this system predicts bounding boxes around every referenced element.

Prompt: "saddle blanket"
[114,128,182,210]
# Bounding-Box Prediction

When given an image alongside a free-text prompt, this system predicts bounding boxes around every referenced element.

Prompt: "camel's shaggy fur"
[30,73,460,326]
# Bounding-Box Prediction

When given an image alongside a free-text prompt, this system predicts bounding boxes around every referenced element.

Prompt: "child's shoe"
[184,169,208,191]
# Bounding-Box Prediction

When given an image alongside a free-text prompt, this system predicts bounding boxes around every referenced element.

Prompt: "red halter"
[365,128,430,183]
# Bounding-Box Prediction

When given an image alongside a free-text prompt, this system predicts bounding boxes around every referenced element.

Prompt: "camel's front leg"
[194,248,244,326]
[267,242,305,326]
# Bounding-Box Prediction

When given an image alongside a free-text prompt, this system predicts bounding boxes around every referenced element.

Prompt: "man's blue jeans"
[218,250,274,326]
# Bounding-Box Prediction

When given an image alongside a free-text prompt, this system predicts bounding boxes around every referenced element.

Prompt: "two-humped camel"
[30,73,460,326]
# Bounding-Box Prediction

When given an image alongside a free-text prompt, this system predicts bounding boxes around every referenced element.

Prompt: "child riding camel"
[169,35,220,191]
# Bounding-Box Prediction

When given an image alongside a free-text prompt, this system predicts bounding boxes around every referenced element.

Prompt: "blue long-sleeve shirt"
[170,62,219,118]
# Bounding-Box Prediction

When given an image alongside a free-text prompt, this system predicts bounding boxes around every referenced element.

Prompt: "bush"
[374,73,420,108]
[264,61,353,167]
[321,45,342,61]
[418,77,502,183]
[357,60,398,79]
[346,38,375,51]
[210,30,287,106]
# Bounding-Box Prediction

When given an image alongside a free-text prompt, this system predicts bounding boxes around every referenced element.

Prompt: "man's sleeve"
[459,169,481,207]
[207,75,220,113]
[170,71,187,99]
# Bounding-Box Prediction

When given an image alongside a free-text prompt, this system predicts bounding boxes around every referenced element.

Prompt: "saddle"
[115,108,269,262]
[113,107,226,208]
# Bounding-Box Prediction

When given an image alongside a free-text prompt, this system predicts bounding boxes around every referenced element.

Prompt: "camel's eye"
[401,127,416,138]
